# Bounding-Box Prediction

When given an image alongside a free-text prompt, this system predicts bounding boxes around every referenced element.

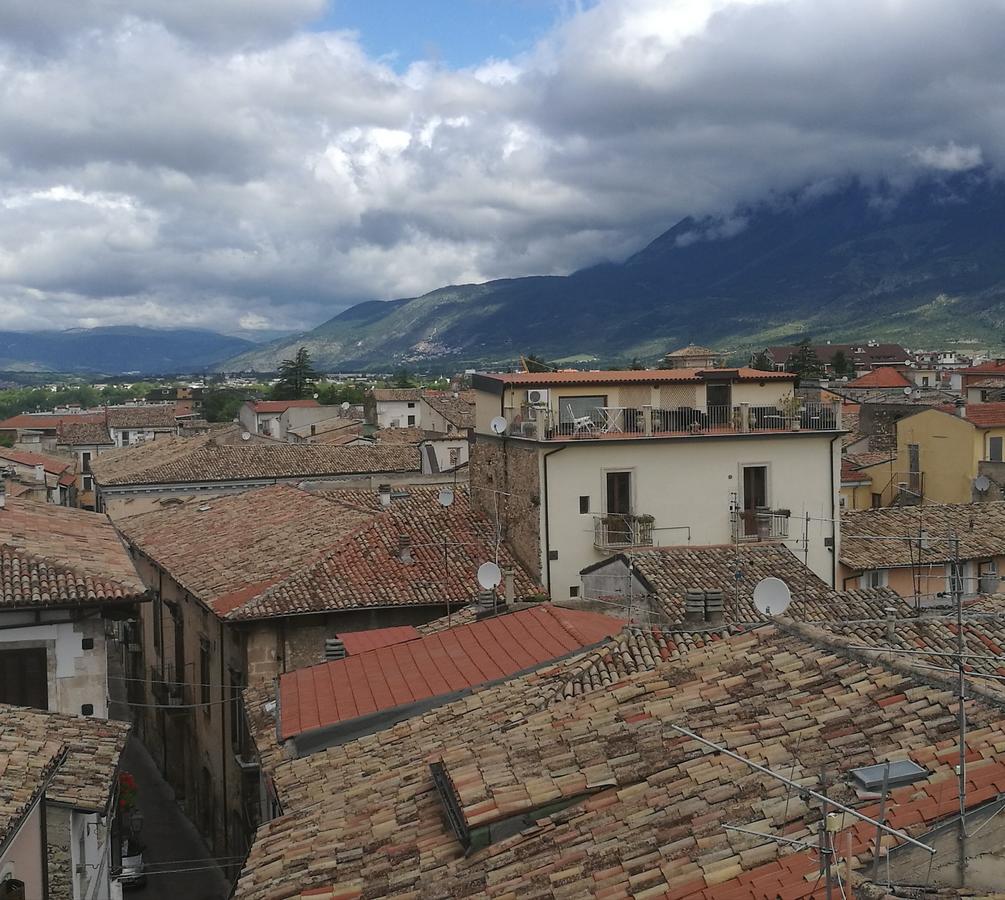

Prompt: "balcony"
[510,401,840,442]
[730,508,791,543]
[594,514,655,551]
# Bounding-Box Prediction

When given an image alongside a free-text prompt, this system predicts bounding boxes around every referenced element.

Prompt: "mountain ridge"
[221,171,1005,371]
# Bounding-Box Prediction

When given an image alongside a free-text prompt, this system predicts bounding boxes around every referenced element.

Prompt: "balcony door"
[741,465,768,538]
[605,471,633,544]
[0,647,48,709]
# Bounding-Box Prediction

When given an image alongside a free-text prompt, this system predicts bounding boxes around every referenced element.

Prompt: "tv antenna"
[752,577,791,617]
[489,416,508,435]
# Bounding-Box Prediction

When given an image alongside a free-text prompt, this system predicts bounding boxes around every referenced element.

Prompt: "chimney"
[378,484,392,507]
[34,465,45,483]
[475,589,498,619]
[504,568,515,604]
[397,534,413,564]
[684,590,706,626]
[0,483,6,509]
[705,590,724,626]
[885,606,897,642]
[956,398,967,418]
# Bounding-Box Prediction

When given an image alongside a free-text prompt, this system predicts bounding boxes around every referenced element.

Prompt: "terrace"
[508,400,842,441]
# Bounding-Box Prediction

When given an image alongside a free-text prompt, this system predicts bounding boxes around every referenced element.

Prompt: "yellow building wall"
[894,409,976,505]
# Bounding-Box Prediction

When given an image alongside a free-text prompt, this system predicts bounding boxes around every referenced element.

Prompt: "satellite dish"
[240,431,251,441]
[975,475,991,493]
[438,488,455,507]
[313,392,319,399]
[477,561,502,590]
[903,387,913,396]
[490,416,508,435]
[341,401,351,412]
[752,577,792,617]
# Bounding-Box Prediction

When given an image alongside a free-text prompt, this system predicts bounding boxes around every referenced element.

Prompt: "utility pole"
[819,771,833,900]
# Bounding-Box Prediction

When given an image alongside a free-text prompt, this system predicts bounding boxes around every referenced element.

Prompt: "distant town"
[7,339,1005,898]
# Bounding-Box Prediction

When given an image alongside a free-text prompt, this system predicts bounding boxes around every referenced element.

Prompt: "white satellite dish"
[341,401,351,412]
[438,488,455,507]
[975,475,991,493]
[489,416,508,435]
[477,561,502,590]
[240,431,251,441]
[752,577,792,617]
[903,386,913,396]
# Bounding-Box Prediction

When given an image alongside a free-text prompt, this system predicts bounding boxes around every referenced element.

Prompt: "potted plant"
[117,772,146,889]
[779,394,803,430]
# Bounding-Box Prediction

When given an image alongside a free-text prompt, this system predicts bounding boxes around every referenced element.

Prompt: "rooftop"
[421,390,475,429]
[846,366,913,389]
[224,488,541,621]
[474,366,794,390]
[841,501,1005,570]
[91,438,420,486]
[666,344,717,357]
[0,727,64,850]
[278,604,622,743]
[0,411,104,432]
[249,398,321,414]
[0,705,129,814]
[105,405,179,428]
[0,447,72,477]
[56,421,115,446]
[0,496,145,601]
[236,623,1005,900]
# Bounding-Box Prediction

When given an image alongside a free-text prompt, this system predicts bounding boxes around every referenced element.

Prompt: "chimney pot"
[398,534,413,563]
[684,590,706,627]
[885,605,897,642]
[704,590,724,625]
[34,465,45,482]
[504,568,515,603]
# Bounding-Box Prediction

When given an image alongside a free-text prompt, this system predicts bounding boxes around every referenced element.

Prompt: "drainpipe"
[219,618,229,874]
[830,433,840,588]
[542,445,568,594]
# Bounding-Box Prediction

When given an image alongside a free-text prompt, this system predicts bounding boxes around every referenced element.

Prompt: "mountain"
[221,171,1005,371]
[0,327,256,374]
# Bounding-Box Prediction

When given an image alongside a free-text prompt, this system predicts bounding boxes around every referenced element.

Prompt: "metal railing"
[730,509,791,542]
[512,401,840,440]
[594,514,655,550]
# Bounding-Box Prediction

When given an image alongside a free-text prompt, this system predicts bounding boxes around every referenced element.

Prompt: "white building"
[0,496,147,717]
[470,366,843,600]
[238,399,326,440]
[369,388,422,429]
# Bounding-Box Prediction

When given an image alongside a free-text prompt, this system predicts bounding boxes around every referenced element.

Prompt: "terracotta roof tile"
[371,388,422,402]
[0,448,73,477]
[250,399,322,413]
[0,496,145,602]
[846,367,912,389]
[421,392,475,429]
[0,705,129,814]
[56,421,114,445]
[0,727,64,848]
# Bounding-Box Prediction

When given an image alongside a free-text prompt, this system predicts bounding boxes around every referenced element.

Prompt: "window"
[979,559,999,594]
[448,447,460,466]
[871,492,882,508]
[0,648,48,709]
[152,593,162,655]
[200,637,211,706]
[908,443,921,494]
[579,495,590,514]
[569,586,580,598]
[861,570,888,589]
[946,563,968,598]
[121,430,131,445]
[990,436,1003,463]
[82,474,94,492]
[229,669,245,747]
[739,465,768,538]
[81,451,92,473]
[605,471,632,515]
[407,415,416,426]
[407,402,416,408]
[922,376,930,387]
[705,383,732,409]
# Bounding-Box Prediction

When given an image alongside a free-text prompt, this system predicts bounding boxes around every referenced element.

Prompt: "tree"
[203,389,247,423]
[785,339,824,384]
[830,350,850,377]
[271,347,318,400]
[392,369,415,388]
[316,382,366,407]
[750,350,774,372]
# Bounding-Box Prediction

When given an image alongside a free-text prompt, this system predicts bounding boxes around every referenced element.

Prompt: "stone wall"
[45,805,71,900]
[469,436,541,580]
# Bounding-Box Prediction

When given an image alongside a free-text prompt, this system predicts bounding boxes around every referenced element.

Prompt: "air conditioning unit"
[527,389,550,405]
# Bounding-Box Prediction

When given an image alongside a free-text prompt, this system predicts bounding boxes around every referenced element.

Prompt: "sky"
[0,0,1002,335]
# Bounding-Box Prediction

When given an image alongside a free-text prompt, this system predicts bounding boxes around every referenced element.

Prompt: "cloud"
[1,0,1005,333]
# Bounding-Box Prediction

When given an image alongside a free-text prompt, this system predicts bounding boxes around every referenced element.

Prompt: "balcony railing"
[594,514,655,551]
[509,401,840,441]
[730,508,791,543]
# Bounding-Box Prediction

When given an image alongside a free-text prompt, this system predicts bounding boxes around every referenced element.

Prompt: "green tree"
[785,339,824,384]
[316,382,366,407]
[830,350,850,377]
[203,389,247,423]
[392,369,415,388]
[750,350,774,372]
[271,347,318,400]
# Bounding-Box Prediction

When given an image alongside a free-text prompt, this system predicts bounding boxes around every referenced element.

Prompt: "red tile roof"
[960,361,1005,376]
[962,402,1005,427]
[475,367,793,388]
[845,366,912,388]
[278,605,623,739]
[840,457,872,484]
[0,412,104,431]
[251,399,321,413]
[0,447,72,477]
[338,625,421,655]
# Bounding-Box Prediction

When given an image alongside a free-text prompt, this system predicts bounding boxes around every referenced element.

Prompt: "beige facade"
[0,798,46,899]
[840,555,1005,601]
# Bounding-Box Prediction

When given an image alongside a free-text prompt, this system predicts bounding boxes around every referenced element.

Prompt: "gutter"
[542,444,568,593]
[830,432,840,588]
